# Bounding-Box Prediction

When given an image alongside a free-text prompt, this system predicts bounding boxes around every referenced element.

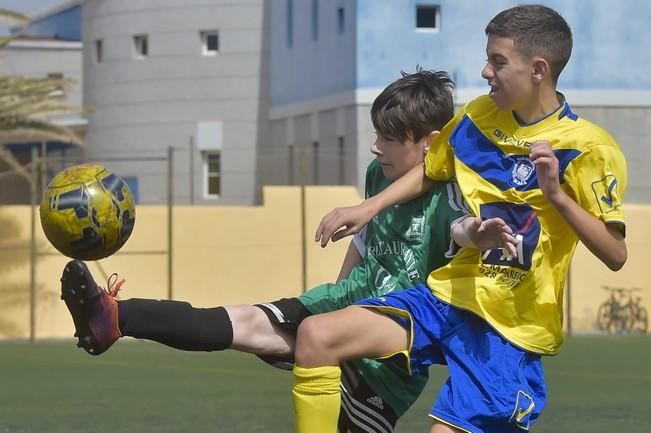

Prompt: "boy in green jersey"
[60,69,514,433]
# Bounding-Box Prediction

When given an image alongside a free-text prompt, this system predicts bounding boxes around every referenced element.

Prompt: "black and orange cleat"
[60,260,124,355]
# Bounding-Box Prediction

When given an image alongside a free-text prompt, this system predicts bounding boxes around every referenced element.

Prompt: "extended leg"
[61,260,301,358]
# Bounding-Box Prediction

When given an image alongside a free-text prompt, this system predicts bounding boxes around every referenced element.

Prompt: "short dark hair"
[371,69,455,143]
[485,5,572,82]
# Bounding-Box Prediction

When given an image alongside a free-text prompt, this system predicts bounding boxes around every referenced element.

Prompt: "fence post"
[189,136,194,205]
[167,146,174,300]
[29,146,38,342]
[40,141,47,195]
[299,148,307,293]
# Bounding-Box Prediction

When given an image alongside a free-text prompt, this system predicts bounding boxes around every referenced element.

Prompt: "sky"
[0,0,64,16]
[0,0,66,34]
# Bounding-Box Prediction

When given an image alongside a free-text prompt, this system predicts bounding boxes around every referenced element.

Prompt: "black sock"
[117,299,233,351]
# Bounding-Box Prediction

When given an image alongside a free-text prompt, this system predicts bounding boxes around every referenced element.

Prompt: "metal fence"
[0,147,174,341]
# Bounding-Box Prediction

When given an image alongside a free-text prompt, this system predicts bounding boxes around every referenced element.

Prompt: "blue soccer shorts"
[355,284,547,433]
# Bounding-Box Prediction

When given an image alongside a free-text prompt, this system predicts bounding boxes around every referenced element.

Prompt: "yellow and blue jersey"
[424,94,627,355]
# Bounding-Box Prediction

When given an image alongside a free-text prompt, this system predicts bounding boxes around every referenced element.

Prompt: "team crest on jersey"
[591,175,621,214]
[511,158,536,187]
[405,214,425,241]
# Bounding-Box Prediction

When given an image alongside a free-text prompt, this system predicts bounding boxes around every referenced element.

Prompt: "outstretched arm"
[530,141,627,271]
[315,163,433,247]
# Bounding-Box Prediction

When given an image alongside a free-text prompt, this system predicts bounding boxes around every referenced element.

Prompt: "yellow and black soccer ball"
[40,164,136,260]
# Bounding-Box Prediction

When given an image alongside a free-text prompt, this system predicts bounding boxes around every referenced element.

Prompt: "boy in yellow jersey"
[295,5,627,433]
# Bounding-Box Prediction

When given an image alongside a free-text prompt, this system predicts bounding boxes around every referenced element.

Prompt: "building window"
[201,30,219,55]
[95,39,103,63]
[311,0,319,41]
[204,152,221,197]
[337,7,345,34]
[287,0,293,48]
[133,34,149,58]
[416,5,440,31]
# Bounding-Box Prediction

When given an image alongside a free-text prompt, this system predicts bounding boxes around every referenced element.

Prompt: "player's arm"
[546,193,626,270]
[452,216,519,257]
[335,231,365,282]
[530,141,627,271]
[315,163,433,247]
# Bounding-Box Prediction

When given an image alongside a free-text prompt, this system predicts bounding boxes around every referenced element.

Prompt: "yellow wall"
[0,187,648,339]
[568,204,651,333]
[0,186,361,339]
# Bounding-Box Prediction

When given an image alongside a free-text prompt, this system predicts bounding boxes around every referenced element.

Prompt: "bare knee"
[295,315,340,367]
[295,307,409,368]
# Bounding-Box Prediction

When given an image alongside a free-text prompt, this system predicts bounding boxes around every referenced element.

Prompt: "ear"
[532,57,551,83]
[423,130,440,153]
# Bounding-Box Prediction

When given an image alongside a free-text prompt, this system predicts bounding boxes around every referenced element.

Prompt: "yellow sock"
[293,365,341,433]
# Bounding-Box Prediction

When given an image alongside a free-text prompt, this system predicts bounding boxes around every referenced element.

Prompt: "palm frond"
[0,53,84,178]
[0,8,28,49]
[0,36,13,49]
[0,101,83,122]
[0,76,84,147]
[0,9,29,26]
[0,146,30,179]
[0,76,73,99]
[0,119,83,145]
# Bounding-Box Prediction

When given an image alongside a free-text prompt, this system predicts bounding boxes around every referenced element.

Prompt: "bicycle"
[629,289,648,334]
[596,286,648,334]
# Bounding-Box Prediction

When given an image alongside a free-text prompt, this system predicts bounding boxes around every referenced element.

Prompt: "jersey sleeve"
[563,143,627,231]
[352,226,367,256]
[424,107,465,181]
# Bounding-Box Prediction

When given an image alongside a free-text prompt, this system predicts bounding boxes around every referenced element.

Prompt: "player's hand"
[530,140,561,202]
[464,217,519,258]
[315,203,374,248]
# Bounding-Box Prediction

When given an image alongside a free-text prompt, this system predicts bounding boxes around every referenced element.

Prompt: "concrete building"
[268,0,651,203]
[81,0,269,205]
[4,0,651,205]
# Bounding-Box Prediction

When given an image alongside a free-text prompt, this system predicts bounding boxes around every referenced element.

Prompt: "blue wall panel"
[19,5,81,41]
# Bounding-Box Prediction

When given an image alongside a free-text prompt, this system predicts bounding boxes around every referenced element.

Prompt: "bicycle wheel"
[632,307,648,334]
[596,303,612,332]
[614,306,633,334]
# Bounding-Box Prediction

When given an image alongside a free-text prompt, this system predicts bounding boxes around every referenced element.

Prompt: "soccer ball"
[40,164,136,260]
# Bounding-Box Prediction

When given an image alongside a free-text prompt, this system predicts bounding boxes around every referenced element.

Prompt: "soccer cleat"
[60,260,125,356]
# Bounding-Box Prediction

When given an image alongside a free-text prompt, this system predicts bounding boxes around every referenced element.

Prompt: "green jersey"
[299,160,469,416]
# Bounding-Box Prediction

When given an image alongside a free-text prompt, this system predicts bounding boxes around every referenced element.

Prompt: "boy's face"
[371,132,430,180]
[481,35,535,112]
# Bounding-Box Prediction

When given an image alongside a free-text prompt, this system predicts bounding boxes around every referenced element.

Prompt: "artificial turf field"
[1,336,649,433]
